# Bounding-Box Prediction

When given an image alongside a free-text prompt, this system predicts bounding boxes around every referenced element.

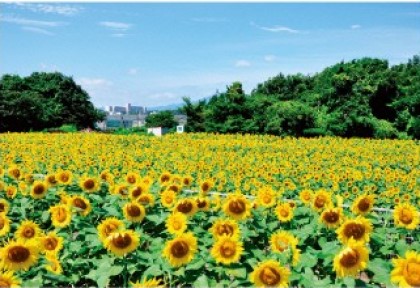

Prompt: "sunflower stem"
[123,255,128,287]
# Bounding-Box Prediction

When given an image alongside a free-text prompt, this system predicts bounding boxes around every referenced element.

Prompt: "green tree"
[145,111,177,129]
[180,97,206,132]
[0,72,105,132]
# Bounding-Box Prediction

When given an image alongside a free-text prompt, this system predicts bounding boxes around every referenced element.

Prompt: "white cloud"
[351,24,361,29]
[191,17,227,23]
[0,14,65,27]
[128,68,139,75]
[235,60,251,67]
[22,26,54,36]
[40,63,59,71]
[99,21,132,31]
[13,3,83,16]
[251,21,300,33]
[264,55,277,62]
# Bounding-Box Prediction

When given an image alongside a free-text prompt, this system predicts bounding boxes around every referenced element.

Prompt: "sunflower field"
[0,133,419,287]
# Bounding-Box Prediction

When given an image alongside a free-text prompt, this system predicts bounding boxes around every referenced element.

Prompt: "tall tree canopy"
[0,72,105,132]
[182,55,420,139]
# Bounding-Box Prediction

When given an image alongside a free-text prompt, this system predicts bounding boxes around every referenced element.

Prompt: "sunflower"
[196,197,210,211]
[167,184,182,194]
[45,174,58,187]
[312,189,332,212]
[15,220,42,242]
[159,172,172,185]
[211,236,243,265]
[123,202,146,223]
[113,183,130,198]
[174,198,197,217]
[56,170,73,185]
[7,166,21,180]
[182,176,193,187]
[0,239,39,271]
[45,254,63,275]
[97,217,125,243]
[137,193,155,207]
[79,177,99,193]
[333,240,369,278]
[131,277,163,288]
[250,260,290,287]
[166,212,188,235]
[393,203,419,230]
[0,270,21,287]
[320,206,344,229]
[130,184,148,200]
[30,181,49,199]
[336,217,373,244]
[40,231,64,255]
[5,186,17,199]
[104,230,140,257]
[391,250,420,288]
[351,194,375,215]
[199,179,213,195]
[70,195,92,216]
[24,173,34,184]
[163,232,197,267]
[125,172,139,185]
[0,214,11,237]
[257,187,276,208]
[141,176,153,187]
[209,218,240,240]
[223,193,251,221]
[299,189,312,205]
[161,190,177,208]
[0,198,9,214]
[270,231,300,266]
[49,204,72,228]
[275,203,294,223]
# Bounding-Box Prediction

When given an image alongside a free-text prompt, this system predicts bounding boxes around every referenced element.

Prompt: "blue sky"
[1,3,420,108]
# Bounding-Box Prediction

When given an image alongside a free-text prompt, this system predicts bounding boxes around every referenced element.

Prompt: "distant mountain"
[147,102,183,112]
[147,96,212,112]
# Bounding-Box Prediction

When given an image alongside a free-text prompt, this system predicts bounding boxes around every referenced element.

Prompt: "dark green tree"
[145,111,177,129]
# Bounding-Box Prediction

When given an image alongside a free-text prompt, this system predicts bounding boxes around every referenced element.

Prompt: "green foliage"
[0,72,105,132]
[145,111,177,129]
[180,55,420,139]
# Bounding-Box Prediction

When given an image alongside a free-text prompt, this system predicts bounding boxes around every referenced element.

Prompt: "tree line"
[180,55,420,139]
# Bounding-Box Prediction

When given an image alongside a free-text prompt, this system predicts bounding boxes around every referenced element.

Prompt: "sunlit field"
[0,133,419,287]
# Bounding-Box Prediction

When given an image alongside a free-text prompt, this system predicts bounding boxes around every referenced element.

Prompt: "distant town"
[97,103,187,130]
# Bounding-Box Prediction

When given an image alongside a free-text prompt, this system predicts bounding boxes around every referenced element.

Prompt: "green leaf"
[300,252,318,268]
[368,258,392,286]
[343,277,356,288]
[226,267,247,279]
[186,259,205,271]
[193,274,209,287]
[395,239,409,255]
[143,264,162,277]
[24,274,43,287]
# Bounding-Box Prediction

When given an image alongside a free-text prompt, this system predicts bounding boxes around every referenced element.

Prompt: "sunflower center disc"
[127,205,141,217]
[112,234,132,248]
[357,198,370,212]
[324,212,339,223]
[0,203,4,212]
[315,197,326,208]
[400,209,413,224]
[84,180,95,190]
[171,241,189,258]
[229,200,245,214]
[218,224,234,236]
[404,262,420,286]
[339,250,359,268]
[74,198,87,210]
[34,185,45,195]
[23,227,35,238]
[177,202,193,214]
[260,267,281,286]
[344,223,365,240]
[45,238,58,250]
[0,280,10,287]
[8,246,30,263]
[221,242,235,257]
[0,217,5,229]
